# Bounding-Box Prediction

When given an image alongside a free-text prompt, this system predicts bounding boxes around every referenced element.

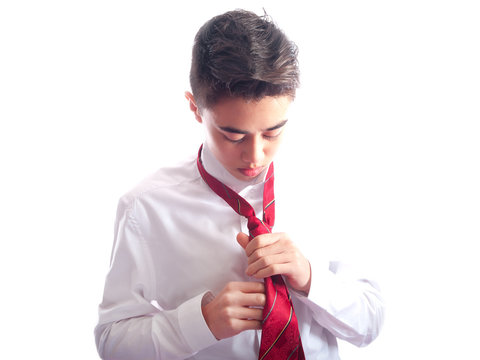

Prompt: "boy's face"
[188,94,291,181]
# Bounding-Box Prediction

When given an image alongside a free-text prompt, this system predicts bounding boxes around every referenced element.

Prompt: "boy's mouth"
[238,167,264,178]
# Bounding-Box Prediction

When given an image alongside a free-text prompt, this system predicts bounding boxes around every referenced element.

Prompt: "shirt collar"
[200,143,269,194]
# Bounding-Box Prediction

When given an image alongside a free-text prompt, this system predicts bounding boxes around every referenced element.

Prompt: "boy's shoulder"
[118,155,199,209]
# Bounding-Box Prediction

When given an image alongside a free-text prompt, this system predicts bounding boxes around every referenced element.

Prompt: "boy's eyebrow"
[219,119,288,134]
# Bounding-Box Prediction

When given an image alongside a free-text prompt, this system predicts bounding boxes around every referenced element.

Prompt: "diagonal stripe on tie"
[262,288,277,324]
[259,306,293,360]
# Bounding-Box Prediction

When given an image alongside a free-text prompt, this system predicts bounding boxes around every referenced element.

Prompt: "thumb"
[236,232,250,249]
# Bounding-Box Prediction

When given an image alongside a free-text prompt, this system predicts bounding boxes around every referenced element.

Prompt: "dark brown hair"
[190,9,300,111]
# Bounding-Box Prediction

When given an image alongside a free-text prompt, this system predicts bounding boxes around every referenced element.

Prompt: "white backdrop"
[1,1,479,359]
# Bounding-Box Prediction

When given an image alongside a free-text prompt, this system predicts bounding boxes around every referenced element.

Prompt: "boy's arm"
[95,201,217,360]
[237,232,385,347]
[95,293,216,360]
[292,260,385,347]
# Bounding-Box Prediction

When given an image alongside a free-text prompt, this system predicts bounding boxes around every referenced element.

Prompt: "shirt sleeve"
[291,260,385,347]
[94,197,218,360]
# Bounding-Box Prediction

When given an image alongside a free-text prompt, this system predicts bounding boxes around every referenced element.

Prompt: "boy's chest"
[141,183,300,308]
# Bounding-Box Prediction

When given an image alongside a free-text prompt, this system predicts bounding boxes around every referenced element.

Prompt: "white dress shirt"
[95,144,385,360]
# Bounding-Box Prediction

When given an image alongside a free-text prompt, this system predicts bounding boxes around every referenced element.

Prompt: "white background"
[1,1,479,359]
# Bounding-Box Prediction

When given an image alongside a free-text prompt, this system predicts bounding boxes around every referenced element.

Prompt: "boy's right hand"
[201,281,265,340]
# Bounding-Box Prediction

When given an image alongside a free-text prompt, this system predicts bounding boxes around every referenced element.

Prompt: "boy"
[95,9,384,359]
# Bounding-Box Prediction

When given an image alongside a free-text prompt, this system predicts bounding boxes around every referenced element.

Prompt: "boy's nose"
[242,136,265,165]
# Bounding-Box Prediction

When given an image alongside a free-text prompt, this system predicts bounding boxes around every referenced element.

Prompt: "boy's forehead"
[205,95,292,129]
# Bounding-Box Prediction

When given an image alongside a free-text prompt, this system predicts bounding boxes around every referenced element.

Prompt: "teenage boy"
[95,9,384,360]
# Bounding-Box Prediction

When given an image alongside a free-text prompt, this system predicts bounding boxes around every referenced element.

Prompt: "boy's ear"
[184,91,203,124]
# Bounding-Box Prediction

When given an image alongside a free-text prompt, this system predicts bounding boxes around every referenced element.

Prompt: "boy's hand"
[237,232,311,295]
[201,281,265,340]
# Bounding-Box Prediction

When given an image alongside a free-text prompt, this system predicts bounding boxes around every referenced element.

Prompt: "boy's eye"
[223,130,283,143]
[224,134,245,143]
[263,129,282,139]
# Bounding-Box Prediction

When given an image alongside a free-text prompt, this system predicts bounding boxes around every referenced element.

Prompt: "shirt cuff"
[178,291,218,353]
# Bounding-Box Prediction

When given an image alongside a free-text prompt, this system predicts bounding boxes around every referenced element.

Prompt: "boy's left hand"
[237,232,311,295]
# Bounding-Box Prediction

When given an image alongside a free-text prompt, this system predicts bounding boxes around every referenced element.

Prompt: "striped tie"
[197,145,305,360]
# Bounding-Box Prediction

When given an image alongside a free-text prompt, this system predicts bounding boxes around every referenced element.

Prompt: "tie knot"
[247,215,271,238]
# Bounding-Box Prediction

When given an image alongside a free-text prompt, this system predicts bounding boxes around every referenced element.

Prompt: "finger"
[225,281,265,294]
[243,308,264,321]
[231,318,263,332]
[236,232,250,250]
[245,233,283,257]
[249,263,292,279]
[233,306,264,321]
[246,253,292,277]
[236,292,266,307]
[246,241,286,265]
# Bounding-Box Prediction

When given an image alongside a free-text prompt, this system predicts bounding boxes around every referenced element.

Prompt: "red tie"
[197,145,305,360]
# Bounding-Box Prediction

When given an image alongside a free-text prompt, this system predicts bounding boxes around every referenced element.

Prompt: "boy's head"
[189,9,299,113]
[186,10,299,182]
